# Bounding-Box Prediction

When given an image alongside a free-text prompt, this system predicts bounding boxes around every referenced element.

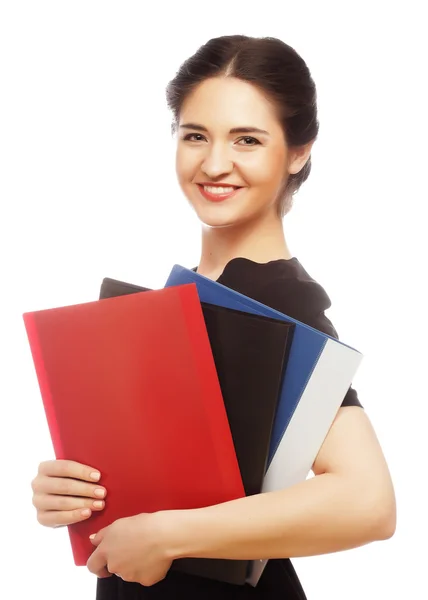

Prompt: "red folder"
[23,284,245,566]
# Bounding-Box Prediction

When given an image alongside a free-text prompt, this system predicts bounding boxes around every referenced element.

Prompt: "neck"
[197,210,292,280]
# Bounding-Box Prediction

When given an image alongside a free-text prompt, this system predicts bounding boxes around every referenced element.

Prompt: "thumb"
[89,527,106,546]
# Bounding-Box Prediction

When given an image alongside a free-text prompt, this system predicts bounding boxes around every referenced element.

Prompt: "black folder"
[99,277,295,584]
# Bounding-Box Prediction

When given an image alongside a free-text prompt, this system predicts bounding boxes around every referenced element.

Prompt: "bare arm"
[161,407,396,561]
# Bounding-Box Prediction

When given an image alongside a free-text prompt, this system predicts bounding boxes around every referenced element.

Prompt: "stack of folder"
[23,265,363,587]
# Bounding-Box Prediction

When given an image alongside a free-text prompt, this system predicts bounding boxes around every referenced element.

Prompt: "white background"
[1,1,426,598]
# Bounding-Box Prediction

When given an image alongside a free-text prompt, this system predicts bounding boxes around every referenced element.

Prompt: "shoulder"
[217,256,347,340]
[218,257,363,409]
[256,259,333,325]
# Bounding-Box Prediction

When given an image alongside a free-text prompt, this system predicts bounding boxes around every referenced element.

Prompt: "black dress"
[96,257,363,600]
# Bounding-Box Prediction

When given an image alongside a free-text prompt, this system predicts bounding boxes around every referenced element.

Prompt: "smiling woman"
[174,75,312,233]
[31,34,396,600]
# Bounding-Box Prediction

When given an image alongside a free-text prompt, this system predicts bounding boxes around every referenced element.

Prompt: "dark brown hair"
[165,35,320,217]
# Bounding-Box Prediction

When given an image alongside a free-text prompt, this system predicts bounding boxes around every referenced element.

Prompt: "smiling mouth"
[196,184,244,203]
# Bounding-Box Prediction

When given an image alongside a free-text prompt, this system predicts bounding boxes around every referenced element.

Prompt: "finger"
[33,493,105,512]
[89,527,106,546]
[37,507,94,527]
[97,568,112,579]
[87,547,112,578]
[38,460,102,483]
[32,475,107,500]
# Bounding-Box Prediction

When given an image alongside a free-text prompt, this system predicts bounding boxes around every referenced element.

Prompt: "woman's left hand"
[86,512,174,586]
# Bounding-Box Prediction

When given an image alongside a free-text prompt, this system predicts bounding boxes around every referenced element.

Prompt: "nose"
[201,144,234,179]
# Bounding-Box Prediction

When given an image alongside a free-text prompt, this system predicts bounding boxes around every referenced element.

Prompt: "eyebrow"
[179,123,270,136]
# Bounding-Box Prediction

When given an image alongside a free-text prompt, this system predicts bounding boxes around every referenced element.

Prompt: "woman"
[31,35,396,599]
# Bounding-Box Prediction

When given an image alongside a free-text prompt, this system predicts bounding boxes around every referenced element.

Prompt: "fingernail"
[93,500,104,509]
[94,488,105,498]
[90,472,101,481]
[81,509,91,517]
[89,534,96,540]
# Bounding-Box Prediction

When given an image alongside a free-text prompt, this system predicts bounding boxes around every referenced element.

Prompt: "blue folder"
[164,264,363,586]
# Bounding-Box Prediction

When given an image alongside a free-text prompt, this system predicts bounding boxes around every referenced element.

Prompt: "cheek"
[176,148,196,186]
[241,162,284,189]
[240,153,285,189]
[175,152,187,186]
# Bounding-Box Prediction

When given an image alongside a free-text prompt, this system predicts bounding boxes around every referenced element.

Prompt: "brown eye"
[238,136,261,146]
[183,133,206,142]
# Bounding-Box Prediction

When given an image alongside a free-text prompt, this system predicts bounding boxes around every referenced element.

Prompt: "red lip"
[197,182,243,188]
[196,184,243,203]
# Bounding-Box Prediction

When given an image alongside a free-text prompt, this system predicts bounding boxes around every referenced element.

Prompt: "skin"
[176,76,313,280]
[32,76,396,587]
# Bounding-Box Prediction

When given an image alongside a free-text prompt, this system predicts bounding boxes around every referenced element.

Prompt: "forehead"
[180,77,280,128]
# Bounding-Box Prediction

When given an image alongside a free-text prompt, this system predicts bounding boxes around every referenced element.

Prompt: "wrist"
[153,509,196,561]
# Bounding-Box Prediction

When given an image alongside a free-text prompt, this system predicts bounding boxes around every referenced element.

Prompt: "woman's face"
[175,76,304,229]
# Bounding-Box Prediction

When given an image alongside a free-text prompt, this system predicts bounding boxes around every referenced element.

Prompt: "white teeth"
[203,186,236,194]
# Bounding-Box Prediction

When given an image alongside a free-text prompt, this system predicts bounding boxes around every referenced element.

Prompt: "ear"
[288,140,315,175]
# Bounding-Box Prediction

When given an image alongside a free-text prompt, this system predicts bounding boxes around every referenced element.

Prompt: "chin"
[192,202,254,229]
[194,206,252,230]
[184,185,275,230]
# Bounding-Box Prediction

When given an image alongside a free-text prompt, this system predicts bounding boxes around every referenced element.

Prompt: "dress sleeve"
[306,311,363,409]
[258,279,363,409]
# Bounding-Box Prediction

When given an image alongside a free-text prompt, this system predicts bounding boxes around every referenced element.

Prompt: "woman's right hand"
[31,460,107,528]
